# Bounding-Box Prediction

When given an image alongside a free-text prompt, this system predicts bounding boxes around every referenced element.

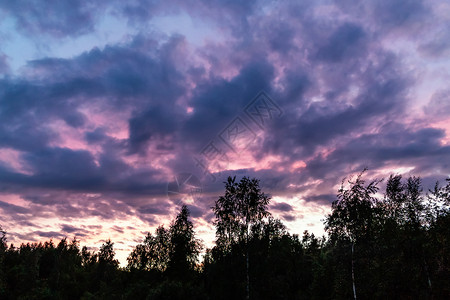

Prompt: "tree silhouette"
[213,176,270,300]
[127,225,170,272]
[98,239,118,267]
[325,169,380,300]
[427,178,450,297]
[1,172,450,299]
[0,226,6,296]
[97,239,119,286]
[169,205,202,278]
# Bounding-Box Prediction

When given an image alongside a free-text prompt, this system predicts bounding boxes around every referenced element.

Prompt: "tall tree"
[325,170,380,300]
[98,239,118,267]
[0,226,6,296]
[97,239,119,285]
[213,176,270,300]
[0,226,5,250]
[428,178,450,297]
[127,225,170,272]
[169,205,202,277]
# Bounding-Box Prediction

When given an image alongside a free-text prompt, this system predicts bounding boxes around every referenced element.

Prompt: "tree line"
[0,171,449,299]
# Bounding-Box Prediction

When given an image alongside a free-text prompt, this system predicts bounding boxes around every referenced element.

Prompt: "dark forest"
[1,172,449,299]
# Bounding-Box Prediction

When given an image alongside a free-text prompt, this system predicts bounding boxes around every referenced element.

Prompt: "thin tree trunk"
[246,246,250,300]
[351,242,357,300]
[423,258,432,296]
[246,222,250,300]
[420,244,432,296]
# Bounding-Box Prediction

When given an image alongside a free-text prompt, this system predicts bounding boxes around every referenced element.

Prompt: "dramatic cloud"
[0,0,449,264]
[0,0,106,37]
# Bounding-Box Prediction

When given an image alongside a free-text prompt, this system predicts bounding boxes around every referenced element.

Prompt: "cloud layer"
[1,0,449,264]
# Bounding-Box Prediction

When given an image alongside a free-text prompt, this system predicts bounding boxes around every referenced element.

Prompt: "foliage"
[0,173,449,299]
[168,205,203,277]
[127,226,170,272]
[213,176,270,252]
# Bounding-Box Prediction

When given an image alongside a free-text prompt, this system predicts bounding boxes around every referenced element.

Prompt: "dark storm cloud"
[128,105,180,154]
[186,204,205,218]
[181,60,275,149]
[23,36,186,106]
[419,30,450,58]
[263,50,410,161]
[315,23,367,63]
[0,200,29,215]
[336,125,447,162]
[281,214,296,222]
[0,77,92,151]
[0,54,9,74]
[85,128,108,144]
[0,34,189,199]
[304,194,335,205]
[265,21,297,55]
[0,0,448,244]
[0,12,404,210]
[86,225,102,230]
[138,202,171,215]
[111,225,124,234]
[61,224,89,236]
[270,202,293,212]
[335,0,430,33]
[118,0,261,36]
[424,89,450,118]
[23,148,103,189]
[34,231,64,239]
[302,123,450,183]
[0,0,106,37]
[0,82,54,151]
[371,0,429,29]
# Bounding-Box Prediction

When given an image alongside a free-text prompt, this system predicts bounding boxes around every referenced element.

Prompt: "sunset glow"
[1,0,450,266]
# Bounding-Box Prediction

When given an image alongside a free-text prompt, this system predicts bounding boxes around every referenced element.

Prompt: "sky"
[0,0,450,265]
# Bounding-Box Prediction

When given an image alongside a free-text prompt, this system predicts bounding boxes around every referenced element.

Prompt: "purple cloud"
[0,0,449,264]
